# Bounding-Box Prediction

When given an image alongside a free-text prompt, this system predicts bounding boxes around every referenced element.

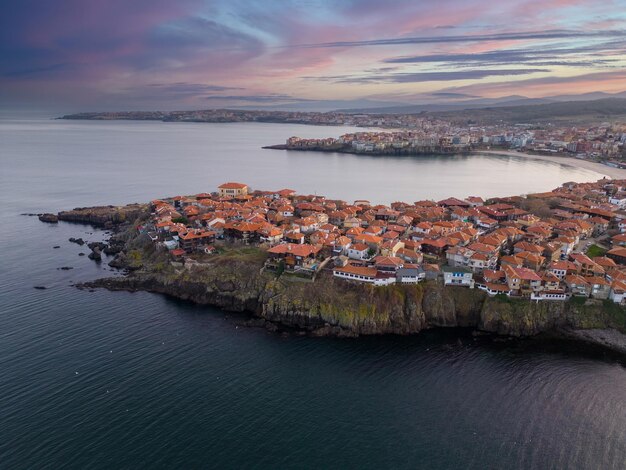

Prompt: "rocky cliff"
[83,235,626,347]
[58,204,147,228]
[55,206,626,353]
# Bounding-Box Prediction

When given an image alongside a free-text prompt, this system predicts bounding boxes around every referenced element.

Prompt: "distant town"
[60,108,423,128]
[62,107,626,163]
[275,122,626,163]
[139,179,626,304]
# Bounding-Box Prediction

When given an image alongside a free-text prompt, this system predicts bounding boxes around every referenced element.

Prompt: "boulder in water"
[88,246,102,261]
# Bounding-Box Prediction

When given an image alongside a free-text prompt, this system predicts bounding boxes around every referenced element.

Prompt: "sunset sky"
[2,0,626,111]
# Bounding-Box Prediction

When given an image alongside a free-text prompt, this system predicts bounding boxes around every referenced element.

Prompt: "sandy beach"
[478,150,626,179]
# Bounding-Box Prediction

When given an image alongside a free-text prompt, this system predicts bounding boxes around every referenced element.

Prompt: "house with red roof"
[503,265,542,296]
[332,264,397,286]
[218,182,249,198]
[609,280,626,304]
[179,230,216,253]
[548,260,579,280]
[438,197,470,208]
[564,275,591,297]
[347,243,371,261]
[607,246,626,265]
[267,243,321,270]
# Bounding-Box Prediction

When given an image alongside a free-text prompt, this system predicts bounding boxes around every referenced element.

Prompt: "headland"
[40,179,626,354]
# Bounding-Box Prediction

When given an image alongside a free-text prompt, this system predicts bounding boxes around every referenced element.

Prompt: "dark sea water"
[1,117,626,469]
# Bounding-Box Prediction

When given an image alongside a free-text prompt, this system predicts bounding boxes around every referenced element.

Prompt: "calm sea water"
[1,118,625,469]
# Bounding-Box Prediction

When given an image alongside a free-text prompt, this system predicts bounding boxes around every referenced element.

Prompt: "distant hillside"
[429,98,626,125]
[337,92,626,117]
[337,97,555,114]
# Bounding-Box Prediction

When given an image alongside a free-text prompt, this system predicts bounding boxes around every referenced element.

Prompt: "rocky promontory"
[90,259,624,340]
[58,204,147,228]
[263,143,470,157]
[74,223,626,352]
[38,213,58,223]
[43,203,626,354]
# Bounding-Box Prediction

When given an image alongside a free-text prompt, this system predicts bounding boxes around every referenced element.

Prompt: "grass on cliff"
[276,272,428,328]
[601,300,626,330]
[492,293,533,306]
[212,245,268,265]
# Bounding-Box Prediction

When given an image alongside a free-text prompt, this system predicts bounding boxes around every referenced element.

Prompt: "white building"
[442,266,475,288]
[347,243,370,261]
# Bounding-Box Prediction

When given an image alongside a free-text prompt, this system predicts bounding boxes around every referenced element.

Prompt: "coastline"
[41,176,626,356]
[475,150,626,179]
[46,207,626,355]
[265,144,626,179]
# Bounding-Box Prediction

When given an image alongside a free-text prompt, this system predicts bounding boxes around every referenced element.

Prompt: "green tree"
[172,216,189,225]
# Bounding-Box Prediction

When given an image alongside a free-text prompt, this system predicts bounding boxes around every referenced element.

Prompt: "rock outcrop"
[38,213,58,223]
[57,204,147,227]
[82,245,626,343]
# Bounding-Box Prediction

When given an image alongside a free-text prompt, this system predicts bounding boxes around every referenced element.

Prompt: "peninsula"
[43,179,626,353]
[267,124,626,173]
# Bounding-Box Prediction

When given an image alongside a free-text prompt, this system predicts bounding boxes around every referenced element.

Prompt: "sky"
[1,0,626,112]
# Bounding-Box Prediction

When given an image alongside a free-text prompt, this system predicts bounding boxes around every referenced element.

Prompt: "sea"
[1,117,625,469]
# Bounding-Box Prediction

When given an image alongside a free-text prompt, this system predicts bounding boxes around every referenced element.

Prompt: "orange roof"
[179,230,216,240]
[565,274,589,285]
[516,251,545,263]
[349,242,368,252]
[611,280,626,293]
[608,247,626,257]
[267,243,320,257]
[486,283,511,292]
[550,260,577,271]
[219,182,248,189]
[483,269,505,281]
[593,256,617,268]
[504,265,542,282]
[354,234,383,245]
[586,276,609,286]
[373,256,403,267]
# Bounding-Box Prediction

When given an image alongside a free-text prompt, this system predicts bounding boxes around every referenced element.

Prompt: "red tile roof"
[219,182,248,189]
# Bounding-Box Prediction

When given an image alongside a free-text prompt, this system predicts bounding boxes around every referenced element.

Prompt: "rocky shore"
[57,204,147,228]
[81,246,626,343]
[44,204,626,354]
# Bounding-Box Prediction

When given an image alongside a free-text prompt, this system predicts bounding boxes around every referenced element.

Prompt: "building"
[347,243,371,261]
[609,280,626,304]
[607,247,626,265]
[332,265,395,286]
[442,266,475,288]
[218,182,249,198]
[396,266,425,284]
[178,230,216,252]
[503,265,542,296]
[266,243,321,270]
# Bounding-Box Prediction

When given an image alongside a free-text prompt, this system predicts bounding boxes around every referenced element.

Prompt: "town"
[281,121,626,163]
[140,179,626,305]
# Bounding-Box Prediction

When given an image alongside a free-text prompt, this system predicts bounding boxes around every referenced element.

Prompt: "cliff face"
[87,246,626,340]
[66,209,625,349]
